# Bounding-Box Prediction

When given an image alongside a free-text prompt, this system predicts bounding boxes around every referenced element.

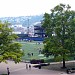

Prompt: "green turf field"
[16,41,54,62]
[17,41,75,62]
[20,41,44,60]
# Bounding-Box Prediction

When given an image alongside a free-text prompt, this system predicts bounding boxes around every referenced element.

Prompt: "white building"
[11,24,28,34]
[11,24,34,36]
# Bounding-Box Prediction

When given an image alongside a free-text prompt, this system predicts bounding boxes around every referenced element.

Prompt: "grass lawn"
[19,41,44,61]
[16,41,74,63]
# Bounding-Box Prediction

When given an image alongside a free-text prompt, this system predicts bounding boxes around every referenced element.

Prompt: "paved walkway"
[0,60,68,75]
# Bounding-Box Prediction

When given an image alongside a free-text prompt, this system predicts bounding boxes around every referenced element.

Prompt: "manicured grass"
[16,41,75,62]
[15,41,55,62]
[19,41,44,60]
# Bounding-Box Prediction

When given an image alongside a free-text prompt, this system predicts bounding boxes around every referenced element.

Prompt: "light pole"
[27,16,31,36]
[27,18,29,36]
[27,18,29,35]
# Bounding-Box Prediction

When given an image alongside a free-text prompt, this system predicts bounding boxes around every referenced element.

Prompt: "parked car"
[66,68,75,74]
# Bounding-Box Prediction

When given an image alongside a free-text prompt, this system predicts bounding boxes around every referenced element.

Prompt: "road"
[0,60,74,75]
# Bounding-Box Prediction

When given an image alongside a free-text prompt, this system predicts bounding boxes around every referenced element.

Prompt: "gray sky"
[0,0,75,17]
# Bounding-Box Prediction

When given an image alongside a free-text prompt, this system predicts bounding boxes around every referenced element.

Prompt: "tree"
[0,21,24,63]
[42,4,75,68]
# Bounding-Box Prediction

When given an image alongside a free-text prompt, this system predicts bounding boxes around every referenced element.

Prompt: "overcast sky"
[0,0,75,17]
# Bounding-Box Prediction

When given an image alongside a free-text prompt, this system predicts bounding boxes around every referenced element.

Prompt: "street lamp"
[27,18,29,36]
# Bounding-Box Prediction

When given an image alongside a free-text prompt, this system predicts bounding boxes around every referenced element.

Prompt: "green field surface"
[15,41,54,62]
[20,41,44,60]
[16,41,75,62]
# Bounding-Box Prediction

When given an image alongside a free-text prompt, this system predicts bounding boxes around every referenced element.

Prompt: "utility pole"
[27,18,29,36]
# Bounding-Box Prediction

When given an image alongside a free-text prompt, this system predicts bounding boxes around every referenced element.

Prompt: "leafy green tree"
[42,4,75,68]
[0,21,24,63]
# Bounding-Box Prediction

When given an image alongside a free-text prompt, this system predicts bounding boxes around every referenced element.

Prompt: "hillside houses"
[11,22,45,37]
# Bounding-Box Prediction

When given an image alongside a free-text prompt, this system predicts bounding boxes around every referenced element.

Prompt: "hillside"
[0,15,43,26]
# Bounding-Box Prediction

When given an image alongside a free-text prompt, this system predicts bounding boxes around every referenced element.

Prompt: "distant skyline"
[0,0,75,17]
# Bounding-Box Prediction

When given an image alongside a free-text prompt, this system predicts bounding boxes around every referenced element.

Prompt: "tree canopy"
[42,4,75,68]
[0,21,24,63]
